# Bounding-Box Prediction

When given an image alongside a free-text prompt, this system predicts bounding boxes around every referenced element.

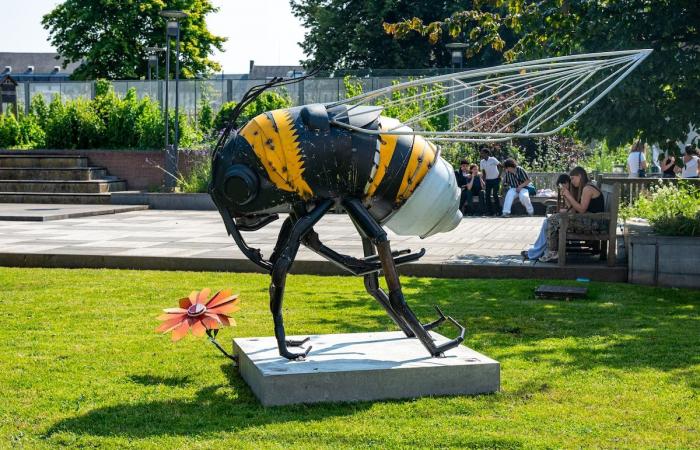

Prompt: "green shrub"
[45,97,103,149]
[177,157,211,193]
[198,99,214,134]
[17,112,46,149]
[29,95,50,129]
[579,140,628,173]
[622,183,700,236]
[0,113,21,148]
[213,90,293,131]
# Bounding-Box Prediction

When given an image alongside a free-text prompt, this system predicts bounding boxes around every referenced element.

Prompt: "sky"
[0,0,308,74]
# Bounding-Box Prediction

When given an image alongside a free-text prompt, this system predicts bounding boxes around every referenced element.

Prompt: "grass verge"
[0,268,698,449]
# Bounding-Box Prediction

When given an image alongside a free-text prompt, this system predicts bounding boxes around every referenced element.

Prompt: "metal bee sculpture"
[209,50,651,360]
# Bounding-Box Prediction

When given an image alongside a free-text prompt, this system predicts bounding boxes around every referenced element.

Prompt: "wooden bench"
[557,183,620,267]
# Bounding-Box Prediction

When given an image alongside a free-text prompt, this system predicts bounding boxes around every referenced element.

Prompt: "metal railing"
[13,77,415,122]
[597,175,700,206]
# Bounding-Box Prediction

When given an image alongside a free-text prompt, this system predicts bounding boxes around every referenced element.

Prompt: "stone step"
[0,167,108,181]
[0,192,113,204]
[0,155,89,168]
[0,180,127,194]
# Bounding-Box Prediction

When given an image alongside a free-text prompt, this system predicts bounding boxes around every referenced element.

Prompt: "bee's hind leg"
[343,198,465,357]
[269,199,333,360]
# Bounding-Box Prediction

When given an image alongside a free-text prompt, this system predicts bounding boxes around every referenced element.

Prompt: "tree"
[289,0,513,71]
[384,0,700,147]
[43,0,226,80]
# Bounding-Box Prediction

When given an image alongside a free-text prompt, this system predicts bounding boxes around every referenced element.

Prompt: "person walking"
[626,141,647,178]
[679,146,699,178]
[501,158,534,217]
[479,147,501,215]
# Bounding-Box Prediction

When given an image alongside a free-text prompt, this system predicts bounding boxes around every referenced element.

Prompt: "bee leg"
[269,199,333,360]
[360,236,416,338]
[343,198,465,357]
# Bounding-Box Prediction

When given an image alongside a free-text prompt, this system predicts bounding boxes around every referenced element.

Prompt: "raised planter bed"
[111,192,215,210]
[626,220,700,289]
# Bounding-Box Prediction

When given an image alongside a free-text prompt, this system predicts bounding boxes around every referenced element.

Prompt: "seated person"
[454,159,471,214]
[523,167,606,262]
[464,164,486,216]
[502,158,534,216]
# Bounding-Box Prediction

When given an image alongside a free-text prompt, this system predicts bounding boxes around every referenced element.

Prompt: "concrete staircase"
[0,154,128,204]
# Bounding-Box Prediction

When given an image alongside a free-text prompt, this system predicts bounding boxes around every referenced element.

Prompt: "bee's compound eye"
[224,164,258,206]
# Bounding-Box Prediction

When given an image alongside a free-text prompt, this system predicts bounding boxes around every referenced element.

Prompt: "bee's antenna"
[212,64,325,160]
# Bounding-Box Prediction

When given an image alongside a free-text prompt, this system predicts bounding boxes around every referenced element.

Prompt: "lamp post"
[159,9,188,190]
[445,42,469,126]
[145,46,165,81]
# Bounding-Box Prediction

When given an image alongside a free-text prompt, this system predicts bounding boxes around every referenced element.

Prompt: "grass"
[0,267,698,449]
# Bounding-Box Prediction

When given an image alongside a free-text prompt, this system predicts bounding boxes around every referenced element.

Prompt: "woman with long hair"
[523,166,606,262]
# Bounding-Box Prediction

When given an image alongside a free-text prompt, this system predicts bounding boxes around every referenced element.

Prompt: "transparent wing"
[328,49,652,142]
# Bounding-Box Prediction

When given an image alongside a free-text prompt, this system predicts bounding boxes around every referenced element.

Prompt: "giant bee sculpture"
[209,50,650,360]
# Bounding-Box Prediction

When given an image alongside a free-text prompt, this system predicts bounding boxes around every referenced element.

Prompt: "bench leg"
[558,215,568,266]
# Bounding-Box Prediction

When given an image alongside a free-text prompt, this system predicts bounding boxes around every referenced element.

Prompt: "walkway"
[0,205,625,281]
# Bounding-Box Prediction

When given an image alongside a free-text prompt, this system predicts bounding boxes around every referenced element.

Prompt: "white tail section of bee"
[329,49,652,143]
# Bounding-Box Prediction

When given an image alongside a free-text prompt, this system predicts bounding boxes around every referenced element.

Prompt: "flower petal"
[204,312,222,323]
[155,316,187,333]
[162,307,187,314]
[157,313,186,321]
[170,321,190,341]
[217,315,231,327]
[202,317,220,329]
[206,290,235,307]
[208,302,240,315]
[189,291,198,304]
[178,296,192,309]
[196,288,211,304]
[191,319,207,337]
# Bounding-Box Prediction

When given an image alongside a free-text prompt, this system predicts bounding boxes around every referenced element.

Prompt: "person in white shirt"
[679,146,699,178]
[626,141,647,178]
[479,147,501,216]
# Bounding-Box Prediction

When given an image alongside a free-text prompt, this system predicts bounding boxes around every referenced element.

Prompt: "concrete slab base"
[233,331,500,406]
[0,203,148,221]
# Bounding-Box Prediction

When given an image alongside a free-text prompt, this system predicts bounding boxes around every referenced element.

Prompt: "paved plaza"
[0,205,540,262]
[0,204,624,280]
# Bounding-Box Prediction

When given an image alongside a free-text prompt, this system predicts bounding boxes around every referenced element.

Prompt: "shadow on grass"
[127,374,192,387]
[400,277,700,372]
[45,363,372,439]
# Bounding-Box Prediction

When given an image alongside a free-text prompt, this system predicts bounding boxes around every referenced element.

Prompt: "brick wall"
[0,149,209,191]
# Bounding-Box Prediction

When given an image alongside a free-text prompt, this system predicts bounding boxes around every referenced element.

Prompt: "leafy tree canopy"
[289,0,514,71]
[43,0,226,80]
[385,0,700,147]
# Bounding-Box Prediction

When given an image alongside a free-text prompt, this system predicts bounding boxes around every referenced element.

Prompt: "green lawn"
[0,267,698,449]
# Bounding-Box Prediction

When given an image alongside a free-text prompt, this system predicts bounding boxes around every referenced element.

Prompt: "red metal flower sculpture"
[156,288,240,341]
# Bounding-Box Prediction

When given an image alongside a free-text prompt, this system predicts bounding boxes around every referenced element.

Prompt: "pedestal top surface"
[234,331,497,376]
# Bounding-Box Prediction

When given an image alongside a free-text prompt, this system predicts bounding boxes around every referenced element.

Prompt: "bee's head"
[210,132,259,210]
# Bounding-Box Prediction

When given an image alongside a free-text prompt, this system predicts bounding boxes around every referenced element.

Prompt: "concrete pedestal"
[233,331,500,406]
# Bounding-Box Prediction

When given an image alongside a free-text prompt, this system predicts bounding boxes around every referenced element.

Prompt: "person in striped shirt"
[501,158,534,217]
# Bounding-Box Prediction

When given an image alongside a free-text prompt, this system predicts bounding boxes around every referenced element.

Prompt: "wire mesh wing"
[328,49,652,142]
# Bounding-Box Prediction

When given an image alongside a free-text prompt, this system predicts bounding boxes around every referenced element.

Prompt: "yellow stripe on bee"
[395,135,436,203]
[240,110,313,199]
[365,133,399,198]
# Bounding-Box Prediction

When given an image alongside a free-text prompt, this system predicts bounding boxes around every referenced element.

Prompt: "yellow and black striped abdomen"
[362,117,437,206]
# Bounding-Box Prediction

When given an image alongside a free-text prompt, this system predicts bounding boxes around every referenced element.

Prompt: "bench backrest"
[600,183,619,217]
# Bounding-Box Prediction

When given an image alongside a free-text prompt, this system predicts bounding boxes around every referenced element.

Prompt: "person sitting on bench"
[502,158,534,217]
[523,167,606,262]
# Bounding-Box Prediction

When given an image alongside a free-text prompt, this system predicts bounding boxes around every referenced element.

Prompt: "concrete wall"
[628,234,700,289]
[0,149,209,191]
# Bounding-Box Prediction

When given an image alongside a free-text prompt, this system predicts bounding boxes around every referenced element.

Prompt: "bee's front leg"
[269,199,333,360]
